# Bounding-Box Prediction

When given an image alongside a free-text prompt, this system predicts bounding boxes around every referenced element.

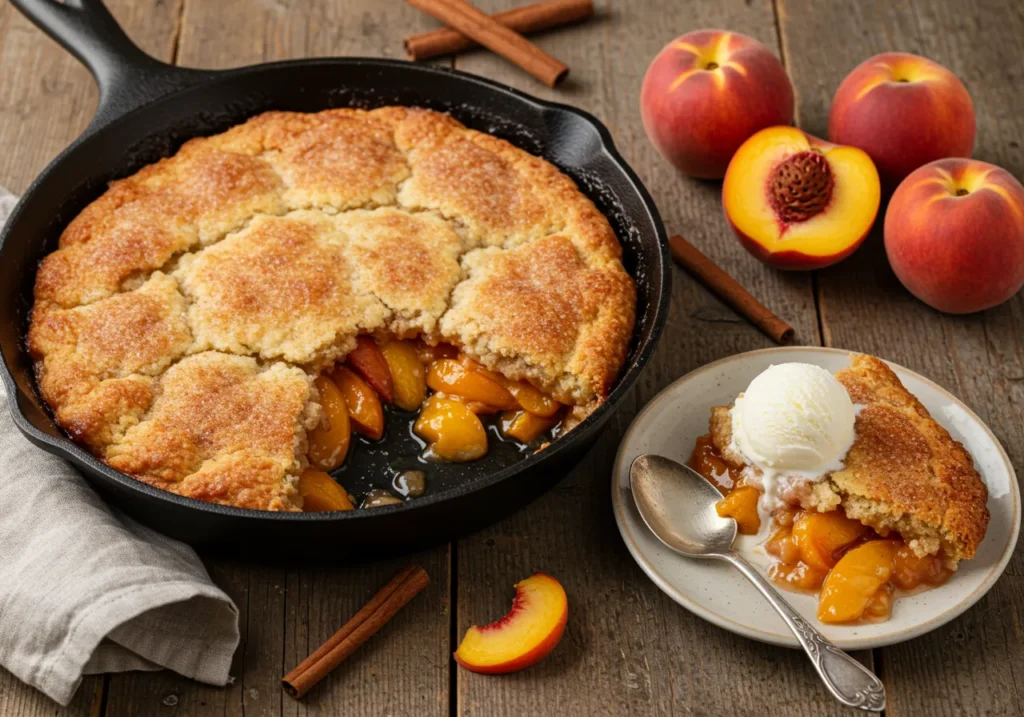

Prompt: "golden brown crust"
[175,211,386,366]
[833,354,989,562]
[105,353,318,505]
[708,354,990,563]
[440,235,635,404]
[30,107,635,511]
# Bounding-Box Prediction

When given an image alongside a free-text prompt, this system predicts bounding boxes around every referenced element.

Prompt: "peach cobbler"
[688,354,989,624]
[27,107,635,512]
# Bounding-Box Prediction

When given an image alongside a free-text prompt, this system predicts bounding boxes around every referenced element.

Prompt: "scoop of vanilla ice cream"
[730,363,856,477]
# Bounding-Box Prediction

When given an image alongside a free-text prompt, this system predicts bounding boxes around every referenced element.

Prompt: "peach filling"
[301,336,567,511]
[689,434,953,624]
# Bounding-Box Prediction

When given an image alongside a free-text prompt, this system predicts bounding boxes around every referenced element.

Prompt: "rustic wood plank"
[0,2,181,714]
[0,0,182,194]
[101,2,452,716]
[777,1,1024,715]
[451,2,868,715]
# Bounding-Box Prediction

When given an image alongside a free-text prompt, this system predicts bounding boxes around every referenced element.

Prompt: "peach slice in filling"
[414,394,488,461]
[307,374,351,471]
[380,339,427,411]
[817,539,899,624]
[715,485,761,535]
[723,126,881,269]
[331,365,384,440]
[501,409,562,444]
[346,335,394,403]
[427,359,518,410]
[454,573,568,674]
[298,468,354,512]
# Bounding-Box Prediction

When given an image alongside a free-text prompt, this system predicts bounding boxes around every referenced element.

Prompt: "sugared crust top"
[30,107,636,511]
[832,354,989,561]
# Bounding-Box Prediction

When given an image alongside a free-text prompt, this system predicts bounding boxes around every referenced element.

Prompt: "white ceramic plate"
[612,347,1020,649]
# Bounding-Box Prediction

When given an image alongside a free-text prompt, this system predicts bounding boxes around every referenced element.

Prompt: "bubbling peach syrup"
[302,336,569,511]
[688,435,952,624]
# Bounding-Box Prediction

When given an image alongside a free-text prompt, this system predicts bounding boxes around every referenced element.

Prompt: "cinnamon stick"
[282,564,430,699]
[405,0,569,87]
[404,0,593,61]
[669,235,795,344]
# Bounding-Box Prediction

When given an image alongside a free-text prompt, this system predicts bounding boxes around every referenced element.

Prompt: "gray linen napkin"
[0,188,239,706]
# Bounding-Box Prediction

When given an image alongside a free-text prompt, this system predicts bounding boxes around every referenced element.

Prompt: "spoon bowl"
[628,452,886,712]
[629,454,736,557]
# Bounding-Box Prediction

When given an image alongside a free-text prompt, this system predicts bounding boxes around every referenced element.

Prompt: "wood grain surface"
[0,0,1019,715]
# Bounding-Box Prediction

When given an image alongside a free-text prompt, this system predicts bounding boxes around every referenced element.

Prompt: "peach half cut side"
[453,573,568,674]
[723,126,881,270]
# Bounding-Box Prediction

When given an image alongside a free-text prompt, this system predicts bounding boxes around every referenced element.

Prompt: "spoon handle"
[723,552,886,712]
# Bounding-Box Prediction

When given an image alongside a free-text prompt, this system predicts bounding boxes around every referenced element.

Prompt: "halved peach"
[380,339,427,411]
[414,395,488,461]
[817,539,898,624]
[723,126,881,269]
[346,336,394,403]
[454,573,568,674]
[715,485,761,535]
[298,468,355,512]
[307,375,351,471]
[331,365,384,440]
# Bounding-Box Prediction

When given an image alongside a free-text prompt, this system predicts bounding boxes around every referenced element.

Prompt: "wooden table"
[1,1,1021,715]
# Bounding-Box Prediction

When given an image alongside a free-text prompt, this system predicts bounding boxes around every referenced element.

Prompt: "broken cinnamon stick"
[405,0,569,87]
[282,564,430,699]
[404,0,593,61]
[669,234,795,344]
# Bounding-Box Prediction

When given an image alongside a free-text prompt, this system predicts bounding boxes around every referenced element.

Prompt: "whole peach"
[640,30,794,179]
[885,159,1024,313]
[829,53,975,189]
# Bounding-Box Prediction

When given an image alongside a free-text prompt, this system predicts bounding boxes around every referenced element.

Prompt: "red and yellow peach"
[829,53,975,189]
[884,158,1024,313]
[641,30,794,179]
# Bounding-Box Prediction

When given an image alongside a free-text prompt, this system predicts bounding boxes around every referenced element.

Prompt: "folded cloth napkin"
[0,187,239,706]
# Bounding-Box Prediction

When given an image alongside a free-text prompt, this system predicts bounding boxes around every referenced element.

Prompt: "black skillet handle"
[9,0,211,131]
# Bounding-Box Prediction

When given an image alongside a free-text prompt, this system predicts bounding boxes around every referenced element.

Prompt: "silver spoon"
[629,454,886,713]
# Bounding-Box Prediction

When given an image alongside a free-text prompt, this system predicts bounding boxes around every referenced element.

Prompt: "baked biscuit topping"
[29,107,636,511]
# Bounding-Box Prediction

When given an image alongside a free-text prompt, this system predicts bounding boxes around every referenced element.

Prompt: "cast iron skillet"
[1,0,670,553]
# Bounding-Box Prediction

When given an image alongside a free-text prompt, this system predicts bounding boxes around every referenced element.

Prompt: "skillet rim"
[0,56,671,524]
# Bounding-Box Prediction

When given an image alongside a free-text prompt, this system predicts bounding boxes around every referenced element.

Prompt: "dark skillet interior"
[0,59,669,548]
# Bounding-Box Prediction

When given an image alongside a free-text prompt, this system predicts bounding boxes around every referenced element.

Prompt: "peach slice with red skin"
[331,365,384,440]
[346,336,394,403]
[453,573,568,674]
[723,126,881,269]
